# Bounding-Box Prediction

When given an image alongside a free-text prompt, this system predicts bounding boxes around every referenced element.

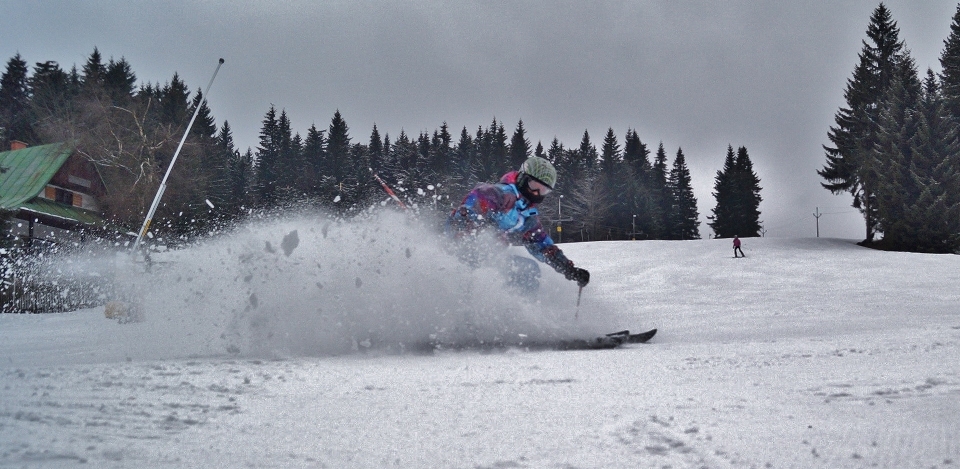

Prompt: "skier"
[445,156,590,293]
[733,235,745,258]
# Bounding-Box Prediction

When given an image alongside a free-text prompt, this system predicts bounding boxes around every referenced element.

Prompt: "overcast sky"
[4,1,959,238]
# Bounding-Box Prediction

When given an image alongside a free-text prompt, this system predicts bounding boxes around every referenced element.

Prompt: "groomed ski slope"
[2,213,959,468]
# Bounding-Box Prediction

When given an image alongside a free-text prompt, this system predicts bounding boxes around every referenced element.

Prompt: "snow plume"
[107,209,617,360]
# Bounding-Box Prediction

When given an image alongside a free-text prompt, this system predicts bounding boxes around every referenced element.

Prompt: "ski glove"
[565,266,590,288]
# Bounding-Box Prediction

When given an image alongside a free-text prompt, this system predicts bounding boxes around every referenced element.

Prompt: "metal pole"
[557,194,563,243]
[133,58,224,252]
[814,207,822,238]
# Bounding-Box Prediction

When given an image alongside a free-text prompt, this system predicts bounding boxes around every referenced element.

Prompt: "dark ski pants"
[501,255,541,294]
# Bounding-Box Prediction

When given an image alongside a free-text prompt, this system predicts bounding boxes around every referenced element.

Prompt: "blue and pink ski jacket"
[446,171,572,272]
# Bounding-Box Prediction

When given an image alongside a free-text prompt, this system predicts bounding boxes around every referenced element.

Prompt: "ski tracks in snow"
[613,414,740,469]
[0,359,272,466]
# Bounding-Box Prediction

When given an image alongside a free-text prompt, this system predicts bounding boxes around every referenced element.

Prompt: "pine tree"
[872,53,922,247]
[229,148,254,216]
[211,121,238,217]
[158,74,191,152]
[274,110,302,199]
[534,141,545,159]
[599,128,620,174]
[939,4,960,120]
[326,109,352,203]
[820,4,906,242]
[651,142,671,238]
[732,146,763,237]
[104,57,136,104]
[0,53,32,145]
[490,119,509,174]
[576,130,598,175]
[80,48,106,95]
[453,126,477,189]
[430,122,452,176]
[667,148,700,240]
[878,69,960,252]
[367,124,383,173]
[599,128,625,238]
[709,145,763,238]
[28,60,72,138]
[349,142,373,210]
[302,123,326,198]
[188,90,217,140]
[509,119,531,168]
[623,129,655,238]
[255,106,280,207]
[709,145,739,238]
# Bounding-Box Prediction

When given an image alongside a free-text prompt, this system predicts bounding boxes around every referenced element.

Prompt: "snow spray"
[65,209,621,359]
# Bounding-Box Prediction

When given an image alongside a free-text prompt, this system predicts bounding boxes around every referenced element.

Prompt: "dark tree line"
[246,108,709,241]
[2,47,772,245]
[821,3,960,253]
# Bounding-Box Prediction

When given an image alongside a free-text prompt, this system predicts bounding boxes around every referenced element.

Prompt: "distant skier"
[445,156,590,293]
[733,235,745,258]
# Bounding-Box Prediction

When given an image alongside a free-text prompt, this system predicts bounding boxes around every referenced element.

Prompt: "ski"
[409,328,657,352]
[626,328,658,343]
[522,328,658,350]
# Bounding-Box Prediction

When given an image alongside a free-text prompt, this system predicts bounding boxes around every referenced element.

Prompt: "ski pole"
[371,169,407,210]
[574,285,583,320]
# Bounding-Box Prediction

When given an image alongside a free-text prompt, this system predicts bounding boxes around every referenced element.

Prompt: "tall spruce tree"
[28,60,72,139]
[710,145,763,238]
[431,122,452,177]
[255,106,281,207]
[877,69,960,252]
[909,71,960,252]
[103,57,136,105]
[820,4,906,242]
[599,128,620,174]
[509,119,531,168]
[80,48,106,96]
[667,147,700,240]
[732,146,763,237]
[326,110,352,205]
[939,4,960,120]
[873,54,922,248]
[709,146,739,237]
[230,148,254,216]
[303,123,326,197]
[577,129,598,175]
[274,110,303,199]
[599,128,626,237]
[623,129,656,238]
[651,142,671,238]
[211,121,238,217]
[0,53,32,145]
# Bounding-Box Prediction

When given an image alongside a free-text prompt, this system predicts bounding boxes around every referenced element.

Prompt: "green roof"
[0,142,104,227]
[0,142,74,209]
[19,197,103,225]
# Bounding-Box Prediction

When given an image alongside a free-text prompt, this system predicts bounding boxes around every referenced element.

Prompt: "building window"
[55,188,74,205]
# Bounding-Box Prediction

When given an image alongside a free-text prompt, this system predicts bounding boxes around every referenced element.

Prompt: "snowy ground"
[2,212,960,468]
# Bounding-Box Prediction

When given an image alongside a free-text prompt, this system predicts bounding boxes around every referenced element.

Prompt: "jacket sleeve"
[446,184,504,237]
[521,217,575,275]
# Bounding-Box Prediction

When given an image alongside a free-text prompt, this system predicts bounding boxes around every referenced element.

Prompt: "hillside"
[1,215,959,468]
